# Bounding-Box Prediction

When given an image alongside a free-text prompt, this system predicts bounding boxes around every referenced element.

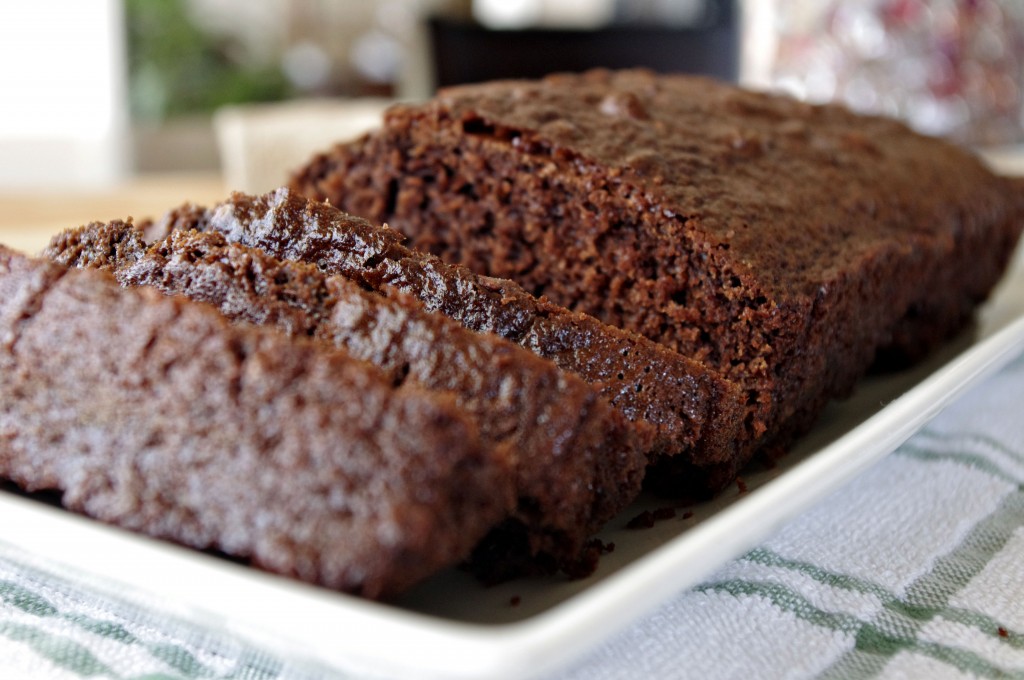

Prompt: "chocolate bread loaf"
[291,68,1024,457]
[46,221,649,576]
[139,189,749,492]
[0,246,515,599]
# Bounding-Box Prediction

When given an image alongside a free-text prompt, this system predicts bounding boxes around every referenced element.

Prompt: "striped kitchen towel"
[559,349,1024,680]
[2,349,1024,680]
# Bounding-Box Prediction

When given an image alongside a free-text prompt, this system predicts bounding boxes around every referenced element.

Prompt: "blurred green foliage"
[126,0,292,120]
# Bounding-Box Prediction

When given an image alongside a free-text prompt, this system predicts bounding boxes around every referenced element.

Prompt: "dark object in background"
[429,0,737,88]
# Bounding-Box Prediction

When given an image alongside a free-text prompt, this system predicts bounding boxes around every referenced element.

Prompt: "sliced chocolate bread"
[46,221,649,577]
[0,246,514,599]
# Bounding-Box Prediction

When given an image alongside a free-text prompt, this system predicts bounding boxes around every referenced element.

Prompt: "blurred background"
[0,0,1022,194]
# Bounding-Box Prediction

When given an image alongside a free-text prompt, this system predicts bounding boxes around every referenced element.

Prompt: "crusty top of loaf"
[404,69,1022,297]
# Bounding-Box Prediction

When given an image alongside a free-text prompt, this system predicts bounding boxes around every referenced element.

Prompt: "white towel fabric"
[1,356,1023,680]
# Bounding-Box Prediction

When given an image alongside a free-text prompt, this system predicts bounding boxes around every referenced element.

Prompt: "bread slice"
[137,188,749,492]
[0,246,514,599]
[291,68,1024,459]
[46,221,649,578]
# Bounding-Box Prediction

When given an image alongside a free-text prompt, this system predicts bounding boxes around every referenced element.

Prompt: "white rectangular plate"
[2,247,1024,680]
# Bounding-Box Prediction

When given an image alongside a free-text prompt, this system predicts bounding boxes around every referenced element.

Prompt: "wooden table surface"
[0,173,227,255]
